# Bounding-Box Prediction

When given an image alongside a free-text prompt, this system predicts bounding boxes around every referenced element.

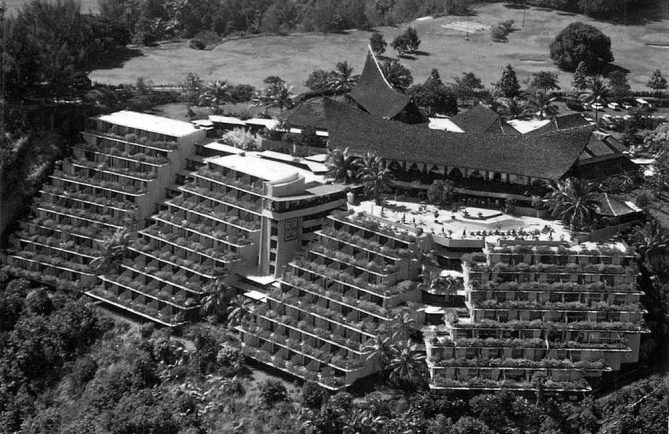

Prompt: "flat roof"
[208,115,247,126]
[507,119,551,134]
[246,118,280,129]
[207,153,322,184]
[204,141,245,154]
[97,111,200,138]
[428,117,464,133]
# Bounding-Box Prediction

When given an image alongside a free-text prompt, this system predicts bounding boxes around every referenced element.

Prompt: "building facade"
[424,240,647,393]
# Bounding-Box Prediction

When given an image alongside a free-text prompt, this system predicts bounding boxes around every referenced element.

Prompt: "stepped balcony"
[179,181,263,214]
[485,243,635,268]
[239,320,371,390]
[164,195,262,233]
[82,130,180,153]
[5,253,96,291]
[288,259,420,308]
[194,167,266,196]
[429,369,592,393]
[39,186,136,226]
[129,237,230,279]
[72,144,170,168]
[328,211,418,248]
[51,169,147,197]
[467,281,642,307]
[464,262,638,287]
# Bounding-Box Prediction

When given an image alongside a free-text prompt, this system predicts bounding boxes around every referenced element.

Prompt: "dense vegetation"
[1,267,667,432]
[94,0,650,46]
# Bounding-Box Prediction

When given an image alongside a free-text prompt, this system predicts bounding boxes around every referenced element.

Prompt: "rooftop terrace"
[97,110,202,138]
[350,200,573,243]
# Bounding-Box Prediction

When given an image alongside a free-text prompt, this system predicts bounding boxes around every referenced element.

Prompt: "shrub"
[189,31,222,51]
[259,379,288,406]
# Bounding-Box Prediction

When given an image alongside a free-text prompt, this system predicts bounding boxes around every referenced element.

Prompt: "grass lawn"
[90,3,669,92]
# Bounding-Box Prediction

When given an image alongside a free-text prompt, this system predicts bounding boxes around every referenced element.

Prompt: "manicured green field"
[89,3,669,92]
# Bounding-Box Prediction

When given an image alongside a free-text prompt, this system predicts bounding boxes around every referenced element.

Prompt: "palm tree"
[326,147,362,184]
[226,294,253,328]
[358,152,393,205]
[388,340,427,389]
[198,80,232,110]
[580,77,610,128]
[200,278,234,323]
[90,228,132,274]
[361,334,393,372]
[632,219,669,276]
[329,61,360,94]
[497,96,533,120]
[251,81,294,114]
[390,312,415,341]
[546,177,599,231]
[379,60,413,90]
[528,89,559,120]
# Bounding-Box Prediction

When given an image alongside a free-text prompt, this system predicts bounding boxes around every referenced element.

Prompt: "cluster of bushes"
[490,20,515,42]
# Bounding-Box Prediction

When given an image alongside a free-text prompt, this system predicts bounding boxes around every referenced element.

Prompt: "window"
[271,225,278,236]
[269,265,275,274]
[270,252,276,262]
[270,239,277,249]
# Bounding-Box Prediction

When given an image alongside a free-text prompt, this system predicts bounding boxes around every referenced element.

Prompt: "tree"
[607,70,630,102]
[632,219,669,276]
[90,228,131,274]
[647,69,667,96]
[427,179,455,205]
[380,60,413,90]
[200,278,234,323]
[495,64,521,98]
[358,152,393,205]
[259,380,288,406]
[361,335,393,372]
[496,97,533,120]
[549,22,613,72]
[251,80,294,114]
[388,340,427,391]
[452,72,485,105]
[643,123,669,155]
[408,69,458,116]
[529,89,559,120]
[328,61,359,93]
[326,147,362,183]
[226,294,252,328]
[572,61,590,91]
[391,27,420,55]
[579,76,610,127]
[370,32,387,55]
[198,80,232,109]
[305,69,334,94]
[546,177,599,230]
[178,73,204,104]
[530,71,560,91]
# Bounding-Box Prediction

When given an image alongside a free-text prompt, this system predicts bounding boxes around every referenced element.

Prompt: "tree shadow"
[90,46,144,70]
[398,54,417,60]
[602,63,631,76]
[412,50,431,57]
[504,3,529,10]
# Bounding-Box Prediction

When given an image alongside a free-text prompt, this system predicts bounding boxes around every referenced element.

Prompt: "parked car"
[622,102,634,110]
[635,98,652,109]
[591,102,605,111]
[607,102,620,110]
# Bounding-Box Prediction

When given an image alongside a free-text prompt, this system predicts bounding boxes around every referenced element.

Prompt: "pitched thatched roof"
[324,98,595,180]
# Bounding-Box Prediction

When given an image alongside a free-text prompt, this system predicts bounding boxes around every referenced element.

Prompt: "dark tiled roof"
[596,193,641,217]
[526,113,591,135]
[281,97,330,130]
[349,51,412,119]
[450,104,519,135]
[324,98,594,180]
[581,131,628,161]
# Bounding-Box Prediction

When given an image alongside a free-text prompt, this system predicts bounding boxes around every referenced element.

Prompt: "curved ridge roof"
[323,98,595,180]
[349,48,412,119]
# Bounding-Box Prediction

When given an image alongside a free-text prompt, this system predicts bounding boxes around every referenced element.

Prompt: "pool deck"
[350,200,573,243]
